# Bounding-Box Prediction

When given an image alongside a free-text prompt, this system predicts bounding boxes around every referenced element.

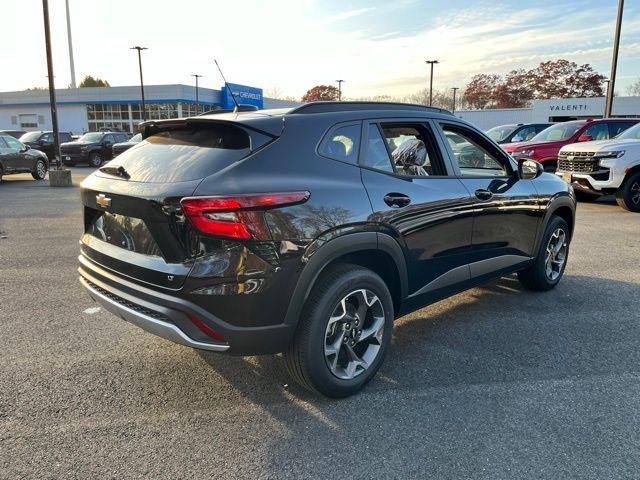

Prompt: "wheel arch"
[622,164,640,184]
[533,194,576,254]
[283,232,408,328]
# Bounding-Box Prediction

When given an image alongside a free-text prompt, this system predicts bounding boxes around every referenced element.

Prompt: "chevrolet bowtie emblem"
[96,194,111,208]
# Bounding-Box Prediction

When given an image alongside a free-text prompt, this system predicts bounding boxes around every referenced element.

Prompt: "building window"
[19,114,38,129]
[180,102,214,117]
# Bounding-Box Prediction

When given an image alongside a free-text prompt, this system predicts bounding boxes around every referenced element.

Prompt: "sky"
[0,0,638,99]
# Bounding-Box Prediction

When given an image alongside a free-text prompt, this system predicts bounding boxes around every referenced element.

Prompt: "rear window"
[98,123,272,183]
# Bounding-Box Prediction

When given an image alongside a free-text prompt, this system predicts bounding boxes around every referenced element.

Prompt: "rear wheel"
[31,159,47,180]
[518,216,570,291]
[89,153,103,168]
[284,264,394,398]
[615,171,640,212]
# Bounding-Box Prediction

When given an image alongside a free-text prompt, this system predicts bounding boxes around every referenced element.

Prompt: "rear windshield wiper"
[99,165,130,179]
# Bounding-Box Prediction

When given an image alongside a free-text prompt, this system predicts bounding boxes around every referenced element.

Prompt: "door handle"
[474,189,493,201]
[384,193,411,208]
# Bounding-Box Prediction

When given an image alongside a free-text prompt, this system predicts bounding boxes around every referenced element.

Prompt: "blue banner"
[221,83,263,110]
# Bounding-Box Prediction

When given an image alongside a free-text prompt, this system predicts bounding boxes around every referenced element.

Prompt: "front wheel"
[615,171,640,212]
[518,216,570,291]
[284,264,394,398]
[88,153,103,168]
[31,159,47,180]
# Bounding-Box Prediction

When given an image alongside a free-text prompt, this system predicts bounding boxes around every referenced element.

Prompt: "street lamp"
[336,79,345,101]
[425,60,439,106]
[41,0,61,170]
[131,46,148,121]
[191,74,203,112]
[451,87,459,114]
[605,0,624,118]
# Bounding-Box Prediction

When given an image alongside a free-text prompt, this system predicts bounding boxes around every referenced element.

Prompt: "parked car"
[60,131,129,167]
[78,102,576,397]
[502,118,639,172]
[557,122,640,211]
[0,134,49,182]
[112,133,142,156]
[0,130,26,139]
[19,131,73,160]
[486,123,552,144]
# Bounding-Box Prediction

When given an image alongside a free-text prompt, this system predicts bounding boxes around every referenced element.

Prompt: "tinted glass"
[532,123,583,141]
[442,126,508,177]
[319,124,360,164]
[486,125,516,142]
[616,123,640,140]
[516,126,537,141]
[0,137,8,148]
[20,132,43,142]
[380,124,443,176]
[80,133,104,143]
[610,122,636,137]
[583,123,609,140]
[4,136,22,150]
[103,134,115,143]
[99,124,267,183]
[362,124,394,173]
[129,133,142,143]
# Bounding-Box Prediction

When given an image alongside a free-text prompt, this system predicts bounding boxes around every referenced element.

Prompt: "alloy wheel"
[631,181,640,206]
[36,161,47,179]
[324,289,385,380]
[544,227,567,281]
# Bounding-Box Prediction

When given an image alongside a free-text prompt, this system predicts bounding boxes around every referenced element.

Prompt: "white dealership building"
[456,96,640,130]
[0,84,298,134]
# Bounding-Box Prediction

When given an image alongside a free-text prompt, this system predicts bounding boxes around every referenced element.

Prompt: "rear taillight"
[180,192,310,240]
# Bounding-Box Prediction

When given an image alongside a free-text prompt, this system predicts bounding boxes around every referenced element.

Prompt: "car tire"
[517,215,570,291]
[89,153,103,168]
[284,263,394,398]
[31,159,47,180]
[615,171,640,212]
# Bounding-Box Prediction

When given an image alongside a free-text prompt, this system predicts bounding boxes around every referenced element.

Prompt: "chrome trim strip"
[80,277,230,352]
[468,254,531,278]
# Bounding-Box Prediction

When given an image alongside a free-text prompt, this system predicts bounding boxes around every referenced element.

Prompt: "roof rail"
[289,101,452,115]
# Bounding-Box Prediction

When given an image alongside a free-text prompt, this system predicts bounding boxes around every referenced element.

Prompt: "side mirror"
[518,158,543,180]
[578,134,593,142]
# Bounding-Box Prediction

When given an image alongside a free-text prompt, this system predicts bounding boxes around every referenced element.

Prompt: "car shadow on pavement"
[197,272,640,400]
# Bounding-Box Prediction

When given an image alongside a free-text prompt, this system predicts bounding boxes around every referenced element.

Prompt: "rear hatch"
[80,118,277,290]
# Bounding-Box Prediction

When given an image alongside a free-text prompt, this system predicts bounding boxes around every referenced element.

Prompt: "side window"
[116,133,128,142]
[441,125,509,177]
[60,133,71,142]
[378,123,444,176]
[518,126,537,141]
[609,122,636,137]
[103,134,115,144]
[583,123,609,140]
[318,123,360,164]
[41,133,53,143]
[362,124,394,173]
[4,136,23,150]
[0,137,8,148]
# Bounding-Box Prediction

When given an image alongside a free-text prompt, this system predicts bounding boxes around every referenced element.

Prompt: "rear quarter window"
[318,123,361,164]
[99,123,273,183]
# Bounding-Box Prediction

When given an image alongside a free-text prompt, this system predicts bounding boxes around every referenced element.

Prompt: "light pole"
[425,60,439,106]
[192,74,203,112]
[605,0,624,118]
[451,87,459,114]
[64,0,76,88]
[131,46,148,121]
[41,0,61,169]
[336,79,345,101]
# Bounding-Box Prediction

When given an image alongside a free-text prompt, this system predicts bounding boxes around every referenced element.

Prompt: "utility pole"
[191,74,203,111]
[425,60,439,106]
[605,0,624,118]
[336,79,345,101]
[42,0,62,169]
[64,0,76,88]
[131,46,148,121]
[451,87,459,114]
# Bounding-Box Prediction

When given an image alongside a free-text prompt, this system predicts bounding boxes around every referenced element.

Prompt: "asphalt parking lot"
[1,169,640,479]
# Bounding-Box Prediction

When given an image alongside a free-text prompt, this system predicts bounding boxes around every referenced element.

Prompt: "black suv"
[61,131,129,167]
[78,102,576,397]
[20,131,73,159]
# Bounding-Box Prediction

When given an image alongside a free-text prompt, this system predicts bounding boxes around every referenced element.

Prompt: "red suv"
[502,118,639,172]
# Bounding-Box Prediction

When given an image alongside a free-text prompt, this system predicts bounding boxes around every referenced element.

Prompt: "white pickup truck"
[557,122,640,212]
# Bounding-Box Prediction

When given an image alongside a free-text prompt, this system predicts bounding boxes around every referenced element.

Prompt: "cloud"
[318,7,376,25]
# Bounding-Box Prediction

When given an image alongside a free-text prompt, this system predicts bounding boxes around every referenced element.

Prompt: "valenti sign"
[548,103,590,112]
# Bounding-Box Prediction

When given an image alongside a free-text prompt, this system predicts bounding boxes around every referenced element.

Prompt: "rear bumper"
[80,276,230,352]
[78,253,295,355]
